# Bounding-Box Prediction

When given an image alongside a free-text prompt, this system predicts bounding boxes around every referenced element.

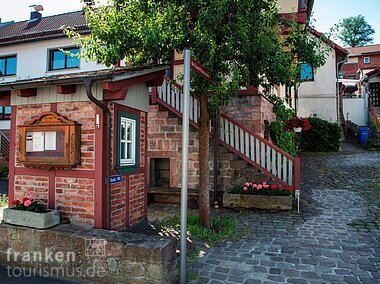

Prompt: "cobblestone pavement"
[185,142,380,284]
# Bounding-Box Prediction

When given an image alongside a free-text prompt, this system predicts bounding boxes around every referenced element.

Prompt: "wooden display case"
[18,112,81,168]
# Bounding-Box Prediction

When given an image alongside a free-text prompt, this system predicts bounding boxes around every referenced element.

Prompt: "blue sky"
[313,0,380,45]
[0,0,379,46]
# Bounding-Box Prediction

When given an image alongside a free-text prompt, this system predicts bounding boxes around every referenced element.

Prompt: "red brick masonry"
[10,100,147,230]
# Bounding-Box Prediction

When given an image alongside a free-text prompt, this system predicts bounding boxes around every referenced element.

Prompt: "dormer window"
[0,55,17,76]
[363,57,371,64]
[48,47,80,71]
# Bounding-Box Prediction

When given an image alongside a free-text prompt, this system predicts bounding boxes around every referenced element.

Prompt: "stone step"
[148,187,200,209]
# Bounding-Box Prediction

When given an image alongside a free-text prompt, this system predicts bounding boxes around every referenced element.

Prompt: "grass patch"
[0,194,8,207]
[159,214,237,246]
[187,271,199,283]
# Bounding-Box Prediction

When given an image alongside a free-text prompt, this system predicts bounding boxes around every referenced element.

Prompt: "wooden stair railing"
[155,76,200,129]
[0,130,10,160]
[153,77,300,191]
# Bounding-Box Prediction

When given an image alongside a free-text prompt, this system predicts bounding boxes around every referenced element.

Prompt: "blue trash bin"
[358,127,370,144]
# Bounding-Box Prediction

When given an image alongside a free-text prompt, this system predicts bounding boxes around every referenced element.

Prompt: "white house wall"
[0,37,107,84]
[10,82,103,106]
[298,45,338,122]
[276,0,299,13]
[0,120,10,129]
[343,97,367,126]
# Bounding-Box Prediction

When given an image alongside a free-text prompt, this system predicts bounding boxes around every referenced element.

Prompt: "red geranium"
[286,186,294,192]
[271,184,277,189]
[11,196,47,213]
[284,116,311,132]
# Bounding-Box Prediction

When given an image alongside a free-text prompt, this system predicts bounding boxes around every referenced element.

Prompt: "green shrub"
[300,117,341,152]
[268,96,297,156]
[270,121,297,156]
[0,164,8,178]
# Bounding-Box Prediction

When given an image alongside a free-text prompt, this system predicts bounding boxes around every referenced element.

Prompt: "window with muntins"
[300,63,314,81]
[49,48,80,70]
[363,57,371,64]
[0,55,16,76]
[120,117,137,166]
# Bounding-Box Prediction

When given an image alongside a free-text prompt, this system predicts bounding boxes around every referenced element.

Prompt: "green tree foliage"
[66,1,326,104]
[268,95,297,156]
[65,0,327,227]
[337,15,375,47]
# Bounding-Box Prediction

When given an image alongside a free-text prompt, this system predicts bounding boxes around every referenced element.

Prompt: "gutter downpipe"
[84,78,112,230]
[336,58,347,124]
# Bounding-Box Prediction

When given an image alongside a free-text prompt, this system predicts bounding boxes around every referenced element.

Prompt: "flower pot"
[223,193,293,210]
[293,127,302,133]
[3,208,60,229]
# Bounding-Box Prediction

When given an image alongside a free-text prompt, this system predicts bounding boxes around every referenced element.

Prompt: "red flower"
[284,116,311,132]
[22,197,28,203]
[286,186,294,192]
[271,184,277,189]
[12,200,20,206]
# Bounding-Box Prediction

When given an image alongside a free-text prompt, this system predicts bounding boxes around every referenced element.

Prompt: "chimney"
[29,5,44,22]
[83,0,95,8]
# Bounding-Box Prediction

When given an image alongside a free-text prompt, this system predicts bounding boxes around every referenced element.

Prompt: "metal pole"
[213,112,219,208]
[336,58,347,123]
[180,48,191,284]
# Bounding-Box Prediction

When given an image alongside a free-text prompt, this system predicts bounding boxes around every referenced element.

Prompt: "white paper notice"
[32,132,45,151]
[45,132,57,151]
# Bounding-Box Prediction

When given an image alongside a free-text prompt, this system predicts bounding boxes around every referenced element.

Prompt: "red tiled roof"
[348,44,380,57]
[308,27,348,57]
[0,11,88,47]
[366,66,380,77]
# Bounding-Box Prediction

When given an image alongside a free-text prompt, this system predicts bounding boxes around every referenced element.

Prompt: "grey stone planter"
[3,208,60,229]
[223,193,293,210]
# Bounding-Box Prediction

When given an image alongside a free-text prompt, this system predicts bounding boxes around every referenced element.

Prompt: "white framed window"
[363,57,371,64]
[120,117,136,166]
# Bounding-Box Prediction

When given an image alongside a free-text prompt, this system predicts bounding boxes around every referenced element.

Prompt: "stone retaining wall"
[0,224,178,283]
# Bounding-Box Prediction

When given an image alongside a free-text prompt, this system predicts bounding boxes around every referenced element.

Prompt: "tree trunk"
[198,92,211,228]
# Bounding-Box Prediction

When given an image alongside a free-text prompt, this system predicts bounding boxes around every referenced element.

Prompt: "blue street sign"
[110,175,122,184]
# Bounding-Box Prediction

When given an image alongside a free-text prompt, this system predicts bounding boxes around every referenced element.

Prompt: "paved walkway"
[0,179,8,195]
[186,142,380,283]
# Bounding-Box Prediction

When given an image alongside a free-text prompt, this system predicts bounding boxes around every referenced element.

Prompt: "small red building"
[1,67,166,230]
[0,9,167,230]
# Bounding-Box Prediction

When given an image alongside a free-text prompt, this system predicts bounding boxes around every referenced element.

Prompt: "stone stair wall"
[147,104,268,194]
[209,145,259,193]
[147,105,200,189]
[220,94,275,138]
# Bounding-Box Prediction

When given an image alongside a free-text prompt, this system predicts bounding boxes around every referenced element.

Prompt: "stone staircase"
[147,105,270,207]
[147,77,300,206]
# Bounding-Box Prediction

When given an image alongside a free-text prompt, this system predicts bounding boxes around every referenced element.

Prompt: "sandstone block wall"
[147,95,274,192]
[0,224,178,284]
